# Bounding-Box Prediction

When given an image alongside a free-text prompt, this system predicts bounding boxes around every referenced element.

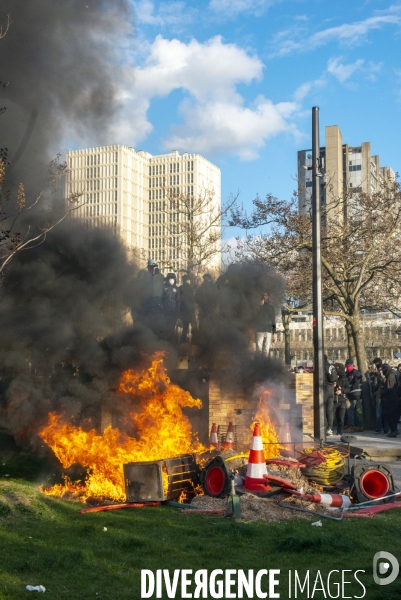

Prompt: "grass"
[1,434,401,599]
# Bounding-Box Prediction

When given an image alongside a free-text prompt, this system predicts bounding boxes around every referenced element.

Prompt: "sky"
[73,1,401,231]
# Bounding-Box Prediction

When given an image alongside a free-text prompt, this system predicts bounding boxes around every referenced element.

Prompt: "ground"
[1,433,401,599]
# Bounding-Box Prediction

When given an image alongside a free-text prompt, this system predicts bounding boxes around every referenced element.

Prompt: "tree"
[231,194,312,365]
[0,15,85,283]
[154,186,238,278]
[0,156,86,284]
[230,181,401,374]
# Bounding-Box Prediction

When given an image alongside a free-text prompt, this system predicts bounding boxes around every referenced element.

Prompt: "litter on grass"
[26,585,46,592]
[311,520,322,527]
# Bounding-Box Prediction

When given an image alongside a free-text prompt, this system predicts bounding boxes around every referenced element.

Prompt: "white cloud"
[135,35,264,100]
[293,76,326,102]
[209,0,277,17]
[165,97,298,160]
[113,35,299,159]
[327,56,365,83]
[272,13,401,56]
[135,1,191,28]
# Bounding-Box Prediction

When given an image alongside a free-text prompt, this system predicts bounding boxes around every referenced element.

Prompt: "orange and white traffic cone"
[244,423,271,493]
[223,422,235,450]
[209,423,219,450]
[306,493,352,508]
[281,422,293,457]
[284,489,352,508]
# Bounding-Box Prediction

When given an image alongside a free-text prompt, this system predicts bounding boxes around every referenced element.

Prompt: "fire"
[251,388,281,459]
[40,352,207,502]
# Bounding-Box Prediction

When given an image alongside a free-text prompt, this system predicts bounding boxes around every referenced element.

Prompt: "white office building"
[66,147,221,274]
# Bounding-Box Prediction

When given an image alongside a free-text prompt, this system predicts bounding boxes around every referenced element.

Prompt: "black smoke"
[0,221,136,444]
[0,0,131,190]
[0,242,287,447]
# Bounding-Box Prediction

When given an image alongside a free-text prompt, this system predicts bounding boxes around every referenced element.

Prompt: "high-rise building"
[66,146,221,273]
[298,125,395,215]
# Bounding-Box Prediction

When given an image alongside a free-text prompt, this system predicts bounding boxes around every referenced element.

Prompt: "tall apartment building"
[298,125,395,214]
[66,146,221,274]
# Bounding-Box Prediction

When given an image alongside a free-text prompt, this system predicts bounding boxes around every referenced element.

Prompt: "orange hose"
[79,502,161,514]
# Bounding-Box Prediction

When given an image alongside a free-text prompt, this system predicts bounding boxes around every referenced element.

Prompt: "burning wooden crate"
[123,454,199,502]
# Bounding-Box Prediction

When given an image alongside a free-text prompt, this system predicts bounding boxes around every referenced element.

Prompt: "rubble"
[191,454,346,522]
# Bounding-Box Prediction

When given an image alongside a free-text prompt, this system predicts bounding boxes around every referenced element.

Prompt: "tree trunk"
[345,320,355,362]
[282,310,292,365]
[350,317,368,377]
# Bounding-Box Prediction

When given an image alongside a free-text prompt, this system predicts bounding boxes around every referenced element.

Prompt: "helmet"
[148,258,157,267]
[166,272,176,280]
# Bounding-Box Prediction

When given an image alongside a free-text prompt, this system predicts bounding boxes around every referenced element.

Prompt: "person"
[380,362,400,437]
[161,272,181,342]
[179,274,195,343]
[370,358,389,434]
[253,292,277,357]
[333,363,351,435]
[195,273,218,339]
[343,359,363,432]
[324,355,338,436]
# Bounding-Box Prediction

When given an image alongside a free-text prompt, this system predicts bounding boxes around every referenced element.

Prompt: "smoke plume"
[0,0,131,190]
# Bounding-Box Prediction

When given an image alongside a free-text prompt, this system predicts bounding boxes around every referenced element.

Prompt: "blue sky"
[99,1,401,225]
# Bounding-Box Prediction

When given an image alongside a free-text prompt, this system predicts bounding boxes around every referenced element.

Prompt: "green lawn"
[1,436,401,599]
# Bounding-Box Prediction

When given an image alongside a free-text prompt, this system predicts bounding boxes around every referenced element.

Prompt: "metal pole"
[312,107,325,442]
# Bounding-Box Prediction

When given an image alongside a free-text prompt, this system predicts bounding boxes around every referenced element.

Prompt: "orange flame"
[40,352,207,502]
[251,388,281,459]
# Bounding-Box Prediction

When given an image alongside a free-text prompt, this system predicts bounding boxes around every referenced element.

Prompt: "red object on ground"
[359,470,390,499]
[244,423,271,493]
[281,488,352,507]
[209,423,219,449]
[223,422,235,450]
[205,465,226,496]
[306,493,352,508]
[79,502,161,514]
[180,509,226,515]
[344,503,401,518]
[266,458,306,469]
[263,474,297,489]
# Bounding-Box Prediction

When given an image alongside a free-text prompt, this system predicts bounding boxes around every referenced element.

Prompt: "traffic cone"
[281,422,293,457]
[244,423,271,493]
[306,493,352,508]
[223,422,235,450]
[209,423,219,450]
[284,489,352,508]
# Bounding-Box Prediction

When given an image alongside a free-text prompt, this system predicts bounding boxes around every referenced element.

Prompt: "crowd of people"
[124,259,277,350]
[324,355,401,437]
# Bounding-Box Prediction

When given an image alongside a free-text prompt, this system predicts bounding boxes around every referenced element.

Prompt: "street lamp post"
[312,107,326,442]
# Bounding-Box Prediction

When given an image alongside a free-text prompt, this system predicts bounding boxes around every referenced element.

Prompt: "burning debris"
[40,353,207,502]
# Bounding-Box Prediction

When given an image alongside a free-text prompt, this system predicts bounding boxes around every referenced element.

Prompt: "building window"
[115,152,118,162]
